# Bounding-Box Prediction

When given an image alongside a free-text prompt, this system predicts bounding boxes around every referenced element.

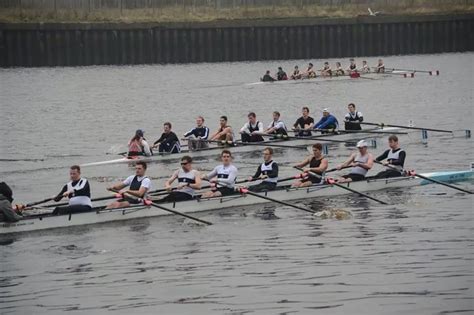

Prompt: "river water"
[0,53,473,314]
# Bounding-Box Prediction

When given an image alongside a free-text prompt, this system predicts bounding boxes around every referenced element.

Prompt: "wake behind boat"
[2,168,472,235]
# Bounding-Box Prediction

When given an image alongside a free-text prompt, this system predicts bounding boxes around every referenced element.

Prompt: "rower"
[374,135,406,178]
[157,156,201,202]
[210,115,234,145]
[292,143,328,188]
[246,147,279,192]
[201,150,238,198]
[303,62,316,78]
[0,182,23,223]
[375,59,385,73]
[53,165,92,215]
[240,112,264,142]
[292,106,314,137]
[361,60,370,73]
[261,70,276,82]
[334,62,345,76]
[265,111,288,138]
[106,161,151,209]
[344,103,363,130]
[320,62,332,77]
[290,65,301,80]
[314,108,339,133]
[347,58,357,74]
[184,116,209,151]
[128,129,152,157]
[276,67,288,80]
[335,140,374,183]
[153,122,181,153]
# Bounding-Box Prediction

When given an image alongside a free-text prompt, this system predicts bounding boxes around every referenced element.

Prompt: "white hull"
[2,170,471,235]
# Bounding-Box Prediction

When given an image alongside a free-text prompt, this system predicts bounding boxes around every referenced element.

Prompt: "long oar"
[318,128,408,136]
[236,187,315,213]
[236,140,311,150]
[386,67,439,75]
[110,189,213,225]
[41,194,131,208]
[374,161,473,194]
[25,197,55,207]
[353,121,453,133]
[294,167,388,204]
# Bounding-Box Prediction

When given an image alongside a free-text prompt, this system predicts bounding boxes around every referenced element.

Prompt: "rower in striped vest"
[344,103,363,130]
[240,112,265,143]
[264,111,288,138]
[246,147,279,192]
[52,165,92,214]
[374,135,406,178]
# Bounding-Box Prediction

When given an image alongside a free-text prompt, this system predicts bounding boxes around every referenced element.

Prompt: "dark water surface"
[0,53,473,314]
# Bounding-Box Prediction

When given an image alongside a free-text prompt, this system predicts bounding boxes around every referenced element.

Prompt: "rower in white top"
[157,156,202,203]
[361,60,370,73]
[335,140,374,183]
[240,112,265,142]
[53,165,92,215]
[344,103,363,130]
[127,129,152,157]
[264,111,288,138]
[106,161,151,209]
[201,150,239,198]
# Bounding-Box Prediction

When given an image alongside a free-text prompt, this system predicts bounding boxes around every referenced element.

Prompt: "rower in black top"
[292,143,329,187]
[184,116,209,151]
[153,122,181,153]
[374,135,406,178]
[344,103,363,130]
[276,67,288,80]
[261,70,276,82]
[292,106,314,137]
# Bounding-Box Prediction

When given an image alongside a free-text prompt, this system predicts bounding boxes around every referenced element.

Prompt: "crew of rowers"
[1,131,406,222]
[261,58,385,81]
[128,103,366,157]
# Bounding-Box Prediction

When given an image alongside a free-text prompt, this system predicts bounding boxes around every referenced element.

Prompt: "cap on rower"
[356,140,368,148]
[322,108,329,113]
[136,129,144,137]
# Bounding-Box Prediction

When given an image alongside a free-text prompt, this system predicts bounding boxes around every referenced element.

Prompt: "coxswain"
[276,67,288,80]
[361,60,370,73]
[53,165,92,215]
[246,147,279,192]
[335,140,374,183]
[344,103,363,130]
[0,182,23,222]
[292,106,314,137]
[374,135,406,178]
[183,116,210,151]
[290,65,302,80]
[106,161,151,209]
[153,122,181,153]
[320,62,332,77]
[128,129,152,157]
[201,150,238,198]
[375,59,385,73]
[303,62,317,78]
[261,70,276,82]
[334,62,345,76]
[292,143,328,188]
[240,112,265,142]
[157,156,201,202]
[314,108,339,132]
[210,116,235,145]
[264,111,288,137]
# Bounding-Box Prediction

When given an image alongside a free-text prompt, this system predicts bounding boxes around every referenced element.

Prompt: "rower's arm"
[267,163,279,178]
[108,182,126,192]
[375,150,389,162]
[358,154,374,170]
[294,157,310,168]
[217,168,238,187]
[310,158,328,174]
[153,134,165,145]
[189,171,201,190]
[183,128,195,138]
[127,178,151,198]
[53,185,68,202]
[240,123,249,134]
[253,166,262,179]
[389,151,406,166]
[165,172,178,189]
[340,154,356,168]
[253,122,265,135]
[142,140,152,156]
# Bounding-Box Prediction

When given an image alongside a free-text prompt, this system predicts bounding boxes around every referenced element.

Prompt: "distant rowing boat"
[2,169,471,234]
[246,70,412,86]
[80,127,405,167]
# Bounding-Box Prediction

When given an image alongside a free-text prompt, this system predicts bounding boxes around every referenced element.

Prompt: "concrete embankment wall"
[0,14,473,67]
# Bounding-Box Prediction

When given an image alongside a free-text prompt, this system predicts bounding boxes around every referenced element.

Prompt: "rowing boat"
[246,70,412,86]
[2,169,471,235]
[81,127,405,167]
